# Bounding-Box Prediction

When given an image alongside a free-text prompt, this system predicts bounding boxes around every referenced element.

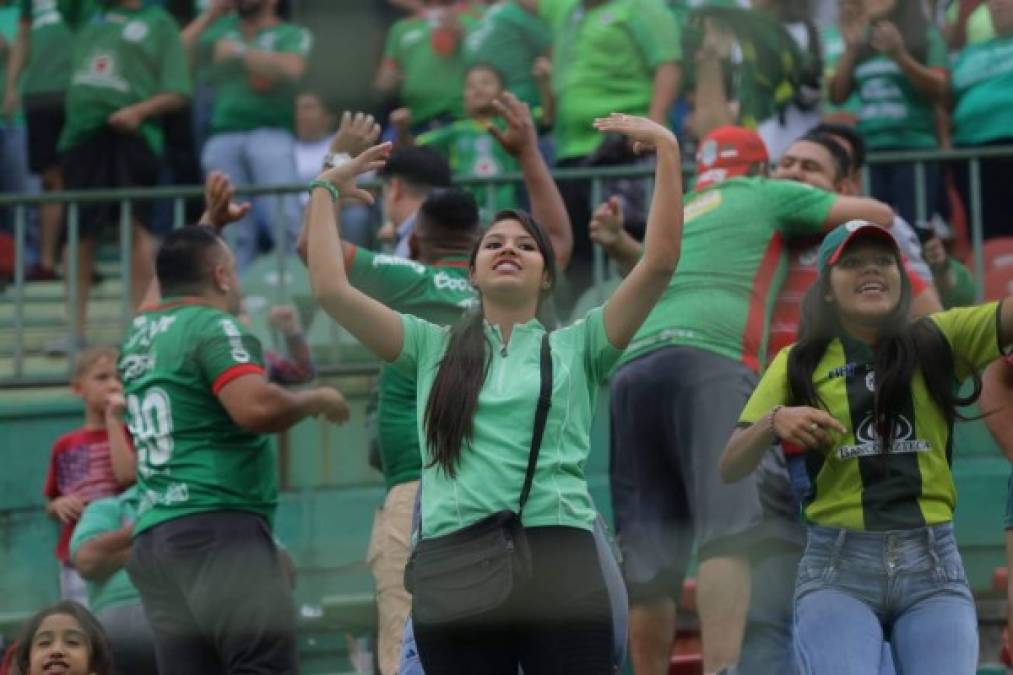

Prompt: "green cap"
[817,220,899,273]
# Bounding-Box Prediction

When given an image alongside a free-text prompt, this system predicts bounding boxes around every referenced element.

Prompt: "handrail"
[2,144,1012,386]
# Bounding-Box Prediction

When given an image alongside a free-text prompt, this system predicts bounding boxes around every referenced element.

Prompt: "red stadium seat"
[984,266,1013,301]
[983,237,1013,272]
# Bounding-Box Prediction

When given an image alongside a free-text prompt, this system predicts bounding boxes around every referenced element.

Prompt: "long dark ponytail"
[787,253,981,461]
[423,210,557,478]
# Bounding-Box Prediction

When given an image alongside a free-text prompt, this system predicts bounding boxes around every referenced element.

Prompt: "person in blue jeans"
[721,221,1013,674]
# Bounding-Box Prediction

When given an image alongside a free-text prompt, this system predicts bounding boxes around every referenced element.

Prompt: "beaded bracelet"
[308,180,340,203]
[768,404,784,439]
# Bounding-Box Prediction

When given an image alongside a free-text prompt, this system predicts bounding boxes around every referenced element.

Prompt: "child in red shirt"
[43,347,134,605]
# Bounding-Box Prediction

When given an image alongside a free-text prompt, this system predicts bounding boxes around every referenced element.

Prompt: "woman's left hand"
[317,142,392,204]
[870,21,905,59]
[592,113,677,154]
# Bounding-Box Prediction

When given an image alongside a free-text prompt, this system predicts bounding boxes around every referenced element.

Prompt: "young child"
[43,347,134,606]
[391,63,547,217]
[14,601,113,675]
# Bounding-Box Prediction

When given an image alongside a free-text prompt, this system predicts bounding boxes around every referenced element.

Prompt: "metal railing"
[1,146,1010,386]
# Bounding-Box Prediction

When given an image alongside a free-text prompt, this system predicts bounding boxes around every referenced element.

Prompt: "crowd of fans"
[1,1,1013,675]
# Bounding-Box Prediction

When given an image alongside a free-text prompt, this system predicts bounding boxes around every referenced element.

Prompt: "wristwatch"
[322,152,352,170]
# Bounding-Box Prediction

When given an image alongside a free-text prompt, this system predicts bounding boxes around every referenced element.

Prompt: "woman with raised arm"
[720,221,1013,675]
[305,113,682,674]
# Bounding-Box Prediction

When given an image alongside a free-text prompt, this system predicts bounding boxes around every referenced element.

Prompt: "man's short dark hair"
[797,132,853,182]
[379,146,452,194]
[810,122,866,171]
[156,226,225,297]
[417,189,480,235]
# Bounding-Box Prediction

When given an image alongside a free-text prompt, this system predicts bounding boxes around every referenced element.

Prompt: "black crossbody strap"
[518,333,552,516]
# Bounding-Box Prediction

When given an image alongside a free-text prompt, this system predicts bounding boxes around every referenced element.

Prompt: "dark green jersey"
[119,299,276,535]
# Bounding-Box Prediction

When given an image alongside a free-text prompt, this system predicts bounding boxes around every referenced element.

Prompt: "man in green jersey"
[122,188,350,675]
[374,0,480,131]
[185,0,312,269]
[4,0,97,280]
[56,0,191,354]
[298,92,572,674]
[593,126,894,674]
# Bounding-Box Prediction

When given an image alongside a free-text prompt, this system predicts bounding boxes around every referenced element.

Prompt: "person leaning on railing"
[948,0,1013,240]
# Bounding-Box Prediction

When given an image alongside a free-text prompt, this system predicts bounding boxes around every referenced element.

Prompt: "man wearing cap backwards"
[591,125,894,675]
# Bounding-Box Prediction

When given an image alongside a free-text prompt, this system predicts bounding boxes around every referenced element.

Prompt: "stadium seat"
[983,237,1013,274]
[985,266,1013,301]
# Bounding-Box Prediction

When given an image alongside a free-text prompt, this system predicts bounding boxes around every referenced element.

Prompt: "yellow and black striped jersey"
[740,301,1006,531]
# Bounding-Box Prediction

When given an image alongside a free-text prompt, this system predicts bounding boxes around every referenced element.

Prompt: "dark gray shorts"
[609,346,764,601]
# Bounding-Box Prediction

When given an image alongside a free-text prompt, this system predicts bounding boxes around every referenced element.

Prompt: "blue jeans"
[794,523,977,675]
[0,124,40,267]
[201,128,302,269]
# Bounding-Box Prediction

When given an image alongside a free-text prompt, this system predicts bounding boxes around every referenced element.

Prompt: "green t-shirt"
[939,257,977,310]
[820,24,860,119]
[418,118,519,217]
[69,487,140,613]
[547,0,680,160]
[951,35,1013,146]
[199,16,312,134]
[383,13,479,125]
[17,0,96,96]
[59,5,191,154]
[394,306,622,538]
[620,177,834,372]
[348,247,477,491]
[740,302,1005,531]
[852,28,948,150]
[119,299,277,536]
[464,0,552,107]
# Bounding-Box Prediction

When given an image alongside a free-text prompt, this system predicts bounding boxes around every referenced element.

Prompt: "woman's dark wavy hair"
[423,209,557,478]
[786,243,981,465]
[16,601,113,675]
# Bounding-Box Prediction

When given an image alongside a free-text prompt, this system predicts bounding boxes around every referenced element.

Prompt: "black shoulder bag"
[404,334,553,625]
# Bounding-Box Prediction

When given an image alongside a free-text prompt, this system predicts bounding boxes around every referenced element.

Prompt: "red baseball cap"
[694,126,769,190]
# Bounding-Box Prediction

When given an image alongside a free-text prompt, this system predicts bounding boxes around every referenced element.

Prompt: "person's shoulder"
[50,427,90,454]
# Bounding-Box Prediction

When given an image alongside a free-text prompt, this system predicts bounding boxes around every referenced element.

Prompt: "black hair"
[16,601,113,675]
[796,131,853,182]
[787,238,981,467]
[423,210,557,478]
[155,226,225,298]
[296,88,336,115]
[466,62,506,88]
[810,122,867,171]
[417,189,481,236]
[379,146,452,194]
[857,1,931,64]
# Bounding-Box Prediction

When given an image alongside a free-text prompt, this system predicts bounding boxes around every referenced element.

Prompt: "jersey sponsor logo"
[401,27,425,48]
[123,20,149,42]
[121,354,156,382]
[219,319,251,363]
[372,254,426,275]
[827,361,870,380]
[836,413,930,459]
[73,52,129,93]
[433,271,473,293]
[684,190,722,223]
[138,483,190,514]
[125,315,178,350]
[627,327,699,353]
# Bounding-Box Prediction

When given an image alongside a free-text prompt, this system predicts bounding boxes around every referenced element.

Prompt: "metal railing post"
[66,203,80,373]
[13,207,26,379]
[914,161,926,226]
[120,200,133,331]
[590,178,605,305]
[275,191,288,305]
[173,197,185,229]
[969,158,985,302]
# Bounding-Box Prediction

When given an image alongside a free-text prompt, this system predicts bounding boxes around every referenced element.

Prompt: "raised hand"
[771,406,848,450]
[332,111,383,158]
[487,92,537,158]
[269,305,302,336]
[592,113,677,155]
[589,197,625,248]
[318,142,393,203]
[201,171,252,231]
[870,21,905,59]
[104,392,126,422]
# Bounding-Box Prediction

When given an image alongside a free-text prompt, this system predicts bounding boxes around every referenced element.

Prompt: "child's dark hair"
[15,602,113,675]
[466,62,506,88]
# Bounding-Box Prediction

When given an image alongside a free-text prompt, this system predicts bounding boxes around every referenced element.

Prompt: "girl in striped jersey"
[721,220,1013,675]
